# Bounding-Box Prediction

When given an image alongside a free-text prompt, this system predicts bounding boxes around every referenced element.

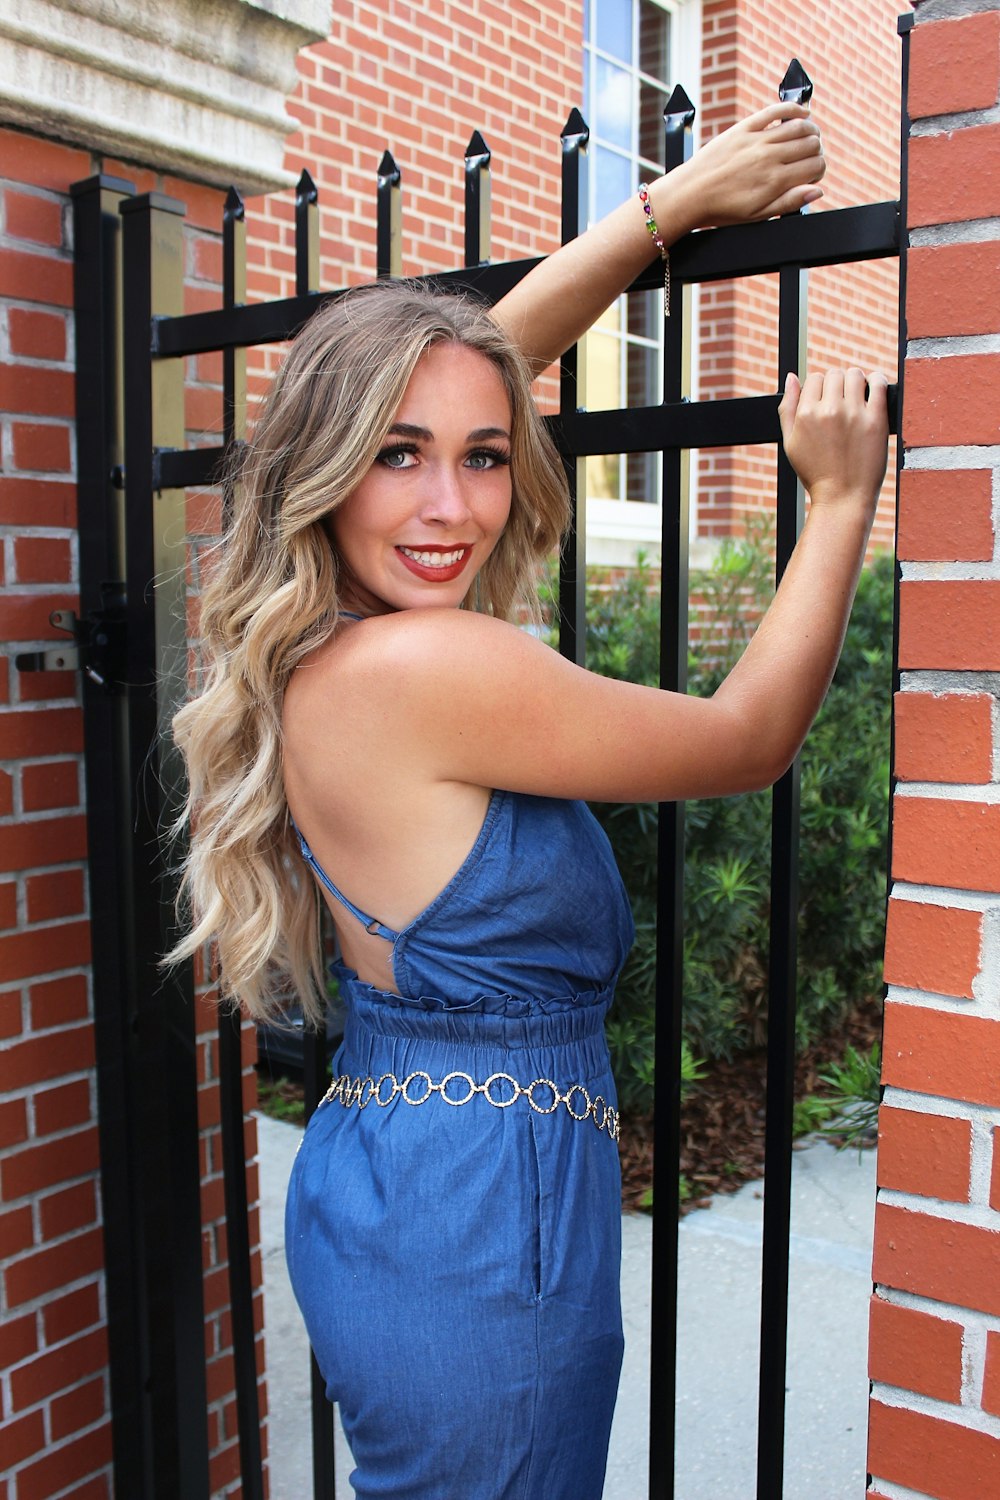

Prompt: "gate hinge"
[14,587,127,693]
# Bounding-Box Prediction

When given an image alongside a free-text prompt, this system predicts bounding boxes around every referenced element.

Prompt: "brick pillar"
[868,4,1000,1496]
[0,131,265,1499]
[0,127,114,1500]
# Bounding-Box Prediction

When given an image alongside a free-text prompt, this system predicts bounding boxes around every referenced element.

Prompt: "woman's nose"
[418,465,472,525]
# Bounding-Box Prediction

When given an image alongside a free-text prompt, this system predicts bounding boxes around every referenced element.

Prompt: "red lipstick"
[395,545,472,583]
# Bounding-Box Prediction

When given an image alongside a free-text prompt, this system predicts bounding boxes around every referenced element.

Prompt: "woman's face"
[329,342,513,616]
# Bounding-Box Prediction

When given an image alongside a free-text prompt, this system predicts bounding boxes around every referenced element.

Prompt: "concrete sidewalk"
[258,1115,875,1499]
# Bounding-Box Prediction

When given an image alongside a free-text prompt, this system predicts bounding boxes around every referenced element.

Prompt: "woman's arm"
[327,369,888,805]
[491,103,825,378]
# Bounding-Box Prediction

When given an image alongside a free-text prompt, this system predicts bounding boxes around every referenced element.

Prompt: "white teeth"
[400,547,466,567]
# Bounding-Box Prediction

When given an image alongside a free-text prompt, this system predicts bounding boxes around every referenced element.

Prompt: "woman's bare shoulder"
[282,609,530,757]
[289,609,538,701]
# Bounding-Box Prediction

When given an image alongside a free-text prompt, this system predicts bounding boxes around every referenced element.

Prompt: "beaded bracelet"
[638,184,671,318]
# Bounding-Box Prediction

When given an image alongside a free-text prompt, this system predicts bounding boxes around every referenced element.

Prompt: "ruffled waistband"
[339,987,614,1088]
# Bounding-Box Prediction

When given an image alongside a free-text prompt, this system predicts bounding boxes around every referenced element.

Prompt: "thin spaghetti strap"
[292,820,398,942]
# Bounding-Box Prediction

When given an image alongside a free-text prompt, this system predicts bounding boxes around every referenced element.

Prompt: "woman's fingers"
[864,370,890,407]
[799,370,827,407]
[823,368,846,403]
[776,134,825,168]
[746,102,814,131]
[781,367,890,504]
[843,366,869,406]
[680,98,826,228]
[763,185,825,218]
[778,370,802,438]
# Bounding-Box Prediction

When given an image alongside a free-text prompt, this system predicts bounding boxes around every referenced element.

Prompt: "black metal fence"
[60,39,907,1500]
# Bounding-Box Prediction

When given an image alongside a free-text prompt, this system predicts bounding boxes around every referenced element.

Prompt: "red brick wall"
[869,6,1000,1496]
[0,129,111,1500]
[0,2,953,1496]
[1,7,582,1494]
[0,130,263,1500]
[698,0,906,550]
[245,0,584,406]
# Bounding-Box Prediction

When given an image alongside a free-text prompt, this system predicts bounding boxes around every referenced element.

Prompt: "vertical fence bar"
[755,261,808,1500]
[557,107,589,666]
[215,187,266,1500]
[296,169,321,297]
[120,189,210,1498]
[376,151,402,279]
[303,1019,337,1500]
[221,188,248,499]
[649,83,696,1500]
[296,158,330,1131]
[292,161,340,1500]
[464,130,492,268]
[756,62,812,1499]
[71,169,142,1495]
[304,1035,337,1500]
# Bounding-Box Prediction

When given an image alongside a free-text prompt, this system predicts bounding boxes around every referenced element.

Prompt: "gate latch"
[14,587,126,693]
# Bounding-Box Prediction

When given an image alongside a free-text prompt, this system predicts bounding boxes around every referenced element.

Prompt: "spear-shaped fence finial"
[560,108,589,250]
[561,107,590,149]
[376,149,401,279]
[662,85,696,173]
[778,59,813,105]
[295,169,319,296]
[464,130,492,268]
[223,185,245,224]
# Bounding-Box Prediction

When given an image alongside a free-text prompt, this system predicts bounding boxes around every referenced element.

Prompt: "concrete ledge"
[0,0,329,192]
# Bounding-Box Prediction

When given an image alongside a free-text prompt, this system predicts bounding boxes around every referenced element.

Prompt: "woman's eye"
[467,449,509,471]
[377,446,417,469]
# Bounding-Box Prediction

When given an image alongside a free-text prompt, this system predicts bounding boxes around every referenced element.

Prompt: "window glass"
[626,340,660,412]
[639,79,669,170]
[585,0,674,505]
[594,57,633,150]
[594,146,634,222]
[639,0,670,82]
[585,330,623,413]
[595,0,632,64]
[586,453,623,499]
[626,451,660,504]
[627,288,661,344]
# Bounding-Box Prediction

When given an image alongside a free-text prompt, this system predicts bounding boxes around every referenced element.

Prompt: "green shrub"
[569,528,893,1113]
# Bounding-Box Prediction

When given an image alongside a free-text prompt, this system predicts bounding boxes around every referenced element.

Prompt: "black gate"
[61,30,909,1500]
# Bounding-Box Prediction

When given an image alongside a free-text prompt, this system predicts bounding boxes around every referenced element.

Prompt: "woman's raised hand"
[494,102,826,377]
[778,367,889,512]
[663,103,825,232]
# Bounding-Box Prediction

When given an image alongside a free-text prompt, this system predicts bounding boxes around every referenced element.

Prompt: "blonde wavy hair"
[168,283,571,1023]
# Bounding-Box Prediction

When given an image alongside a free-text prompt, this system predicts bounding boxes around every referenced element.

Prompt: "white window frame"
[583,0,703,564]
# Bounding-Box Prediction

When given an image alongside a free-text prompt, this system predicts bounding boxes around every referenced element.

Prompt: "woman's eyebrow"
[387,422,511,443]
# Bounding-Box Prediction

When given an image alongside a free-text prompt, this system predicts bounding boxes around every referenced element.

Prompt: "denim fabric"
[285,793,634,1498]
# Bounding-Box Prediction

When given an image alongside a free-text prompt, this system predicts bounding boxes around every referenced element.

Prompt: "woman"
[171,103,888,1498]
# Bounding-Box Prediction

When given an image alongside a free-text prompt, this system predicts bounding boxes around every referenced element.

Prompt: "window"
[582,0,701,559]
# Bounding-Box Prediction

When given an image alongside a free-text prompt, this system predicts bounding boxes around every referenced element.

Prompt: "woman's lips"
[396,545,472,583]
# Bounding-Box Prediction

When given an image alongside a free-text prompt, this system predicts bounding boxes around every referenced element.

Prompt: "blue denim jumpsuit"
[285,788,635,1499]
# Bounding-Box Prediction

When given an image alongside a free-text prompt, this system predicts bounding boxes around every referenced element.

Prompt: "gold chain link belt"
[321,1069,620,1141]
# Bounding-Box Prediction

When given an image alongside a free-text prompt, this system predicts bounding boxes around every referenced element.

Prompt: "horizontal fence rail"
[79,44,905,1500]
[151,195,900,495]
